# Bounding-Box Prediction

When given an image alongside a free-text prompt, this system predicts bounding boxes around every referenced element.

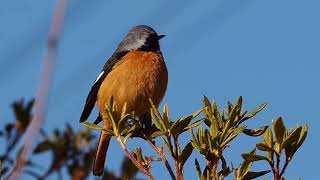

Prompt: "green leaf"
[209,117,219,138]
[203,96,212,114]
[151,130,166,138]
[273,117,286,145]
[134,148,143,162]
[263,127,274,160]
[242,153,270,163]
[293,124,308,152]
[162,137,172,156]
[239,103,267,124]
[102,128,115,136]
[238,148,256,178]
[243,126,268,137]
[177,141,182,157]
[197,127,204,145]
[172,109,203,136]
[81,122,103,130]
[242,170,271,180]
[220,126,246,148]
[256,143,275,152]
[120,102,127,119]
[236,96,243,112]
[195,158,202,178]
[282,126,302,150]
[33,140,52,154]
[123,132,133,144]
[283,125,307,160]
[238,161,253,179]
[149,99,166,132]
[171,117,191,136]
[183,118,205,132]
[118,114,131,131]
[227,101,234,114]
[163,104,170,129]
[179,142,194,166]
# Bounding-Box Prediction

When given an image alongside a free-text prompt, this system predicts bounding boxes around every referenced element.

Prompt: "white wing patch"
[94,71,104,83]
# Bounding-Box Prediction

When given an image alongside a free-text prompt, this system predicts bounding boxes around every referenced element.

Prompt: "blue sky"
[1,0,319,179]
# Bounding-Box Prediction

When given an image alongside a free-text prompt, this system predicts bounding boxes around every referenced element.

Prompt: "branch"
[173,136,183,180]
[279,159,290,177]
[118,137,154,180]
[146,138,176,180]
[8,0,68,179]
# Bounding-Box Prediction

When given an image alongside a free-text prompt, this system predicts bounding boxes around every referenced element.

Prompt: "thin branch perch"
[146,138,176,180]
[118,137,154,180]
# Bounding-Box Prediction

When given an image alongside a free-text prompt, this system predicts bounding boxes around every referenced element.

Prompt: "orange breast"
[97,51,168,119]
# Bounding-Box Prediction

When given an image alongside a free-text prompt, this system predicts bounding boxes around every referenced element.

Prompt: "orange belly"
[97,51,168,120]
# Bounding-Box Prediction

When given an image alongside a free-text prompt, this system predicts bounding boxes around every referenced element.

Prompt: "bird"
[79,25,168,176]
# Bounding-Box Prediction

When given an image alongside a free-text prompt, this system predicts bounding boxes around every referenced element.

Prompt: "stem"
[118,137,154,180]
[173,136,183,180]
[273,151,281,180]
[0,132,21,162]
[206,157,218,180]
[8,0,68,179]
[146,138,176,180]
[279,159,289,177]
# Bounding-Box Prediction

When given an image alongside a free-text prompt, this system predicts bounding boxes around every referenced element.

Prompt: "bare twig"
[8,0,68,179]
[146,138,176,180]
[118,137,154,180]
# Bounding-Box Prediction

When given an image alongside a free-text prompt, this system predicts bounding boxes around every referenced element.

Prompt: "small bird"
[79,25,168,176]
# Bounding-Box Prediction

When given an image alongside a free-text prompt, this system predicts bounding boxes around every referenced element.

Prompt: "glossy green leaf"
[179,142,194,166]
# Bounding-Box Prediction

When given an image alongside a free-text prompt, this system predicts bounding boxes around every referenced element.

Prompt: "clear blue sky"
[1,0,319,179]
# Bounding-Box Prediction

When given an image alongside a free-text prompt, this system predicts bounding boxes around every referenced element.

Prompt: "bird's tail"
[93,121,112,176]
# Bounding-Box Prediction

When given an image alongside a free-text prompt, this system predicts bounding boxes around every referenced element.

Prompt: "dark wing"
[79,51,128,123]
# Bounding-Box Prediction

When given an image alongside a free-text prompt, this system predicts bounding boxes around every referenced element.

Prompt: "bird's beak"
[157,34,165,40]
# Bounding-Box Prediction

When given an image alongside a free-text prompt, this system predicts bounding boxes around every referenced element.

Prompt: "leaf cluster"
[239,117,307,180]
[191,96,268,180]
[81,96,308,180]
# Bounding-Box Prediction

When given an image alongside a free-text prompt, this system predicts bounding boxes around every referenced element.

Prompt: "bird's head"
[116,25,165,53]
